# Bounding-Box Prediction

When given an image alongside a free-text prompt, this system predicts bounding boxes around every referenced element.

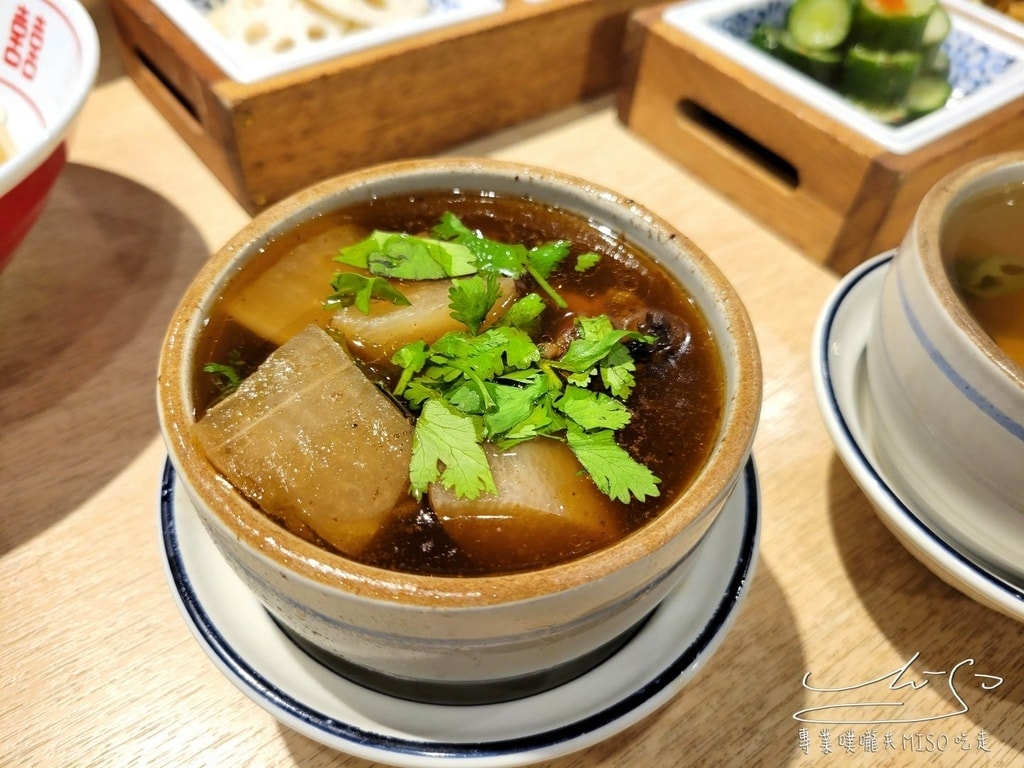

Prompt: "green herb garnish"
[329,213,574,310]
[575,252,601,272]
[566,423,661,504]
[432,212,572,309]
[448,274,503,334]
[203,349,252,397]
[336,230,477,280]
[324,212,662,505]
[323,272,412,315]
[408,398,497,501]
[393,293,660,504]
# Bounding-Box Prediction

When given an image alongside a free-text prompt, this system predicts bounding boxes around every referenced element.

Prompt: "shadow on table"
[826,455,1024,757]
[0,163,209,554]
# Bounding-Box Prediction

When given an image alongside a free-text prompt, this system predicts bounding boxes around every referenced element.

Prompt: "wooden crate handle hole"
[133,46,202,128]
[677,99,799,190]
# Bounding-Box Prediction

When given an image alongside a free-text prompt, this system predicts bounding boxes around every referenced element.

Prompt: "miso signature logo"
[793,652,1004,725]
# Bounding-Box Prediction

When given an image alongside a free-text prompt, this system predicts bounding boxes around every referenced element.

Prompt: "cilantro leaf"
[575,252,601,272]
[492,326,541,371]
[445,380,489,415]
[555,316,654,375]
[497,293,546,331]
[366,235,448,280]
[391,340,431,397]
[393,314,657,502]
[565,424,661,503]
[496,402,565,447]
[203,362,242,395]
[431,211,475,240]
[598,341,640,400]
[448,274,501,334]
[203,349,254,398]
[483,376,552,437]
[555,385,631,430]
[431,330,511,383]
[409,399,496,500]
[457,235,528,278]
[336,230,477,279]
[401,378,438,410]
[432,213,570,309]
[527,241,571,279]
[323,272,411,315]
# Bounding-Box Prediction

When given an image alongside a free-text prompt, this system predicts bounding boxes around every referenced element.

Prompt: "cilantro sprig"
[336,230,477,279]
[203,349,253,398]
[322,212,660,505]
[392,278,660,504]
[432,211,572,309]
[325,213,602,312]
[323,273,411,314]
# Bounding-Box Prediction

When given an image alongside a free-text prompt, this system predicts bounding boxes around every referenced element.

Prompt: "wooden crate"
[617,3,1024,274]
[109,0,659,213]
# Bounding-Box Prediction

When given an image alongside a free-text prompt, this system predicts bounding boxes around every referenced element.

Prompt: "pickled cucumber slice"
[921,5,952,67]
[751,24,842,85]
[905,75,953,118]
[750,22,782,54]
[778,32,843,84]
[787,0,853,50]
[923,47,951,79]
[849,99,910,124]
[842,44,922,103]
[851,0,938,51]
[922,4,951,47]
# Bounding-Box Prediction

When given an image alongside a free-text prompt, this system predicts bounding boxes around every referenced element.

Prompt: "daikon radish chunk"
[192,324,414,557]
[428,438,626,568]
[222,226,366,346]
[331,277,519,363]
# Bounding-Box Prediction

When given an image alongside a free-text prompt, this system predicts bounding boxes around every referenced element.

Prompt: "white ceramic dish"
[812,252,1024,622]
[864,153,1024,579]
[663,0,1024,154]
[151,0,504,84]
[160,458,760,766]
[0,0,98,195]
[0,0,99,270]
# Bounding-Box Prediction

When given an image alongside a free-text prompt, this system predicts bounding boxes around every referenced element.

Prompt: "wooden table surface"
[2,3,1021,766]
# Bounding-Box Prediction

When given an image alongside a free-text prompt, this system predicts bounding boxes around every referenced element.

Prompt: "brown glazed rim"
[915,151,1024,389]
[157,158,763,607]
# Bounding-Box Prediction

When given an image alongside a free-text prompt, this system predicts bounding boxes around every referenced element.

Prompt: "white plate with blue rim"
[811,251,1024,623]
[160,457,760,767]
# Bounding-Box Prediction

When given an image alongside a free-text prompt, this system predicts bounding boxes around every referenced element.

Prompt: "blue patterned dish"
[664,0,1024,153]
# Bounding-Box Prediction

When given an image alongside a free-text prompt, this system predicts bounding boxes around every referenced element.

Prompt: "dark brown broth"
[193,191,724,575]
